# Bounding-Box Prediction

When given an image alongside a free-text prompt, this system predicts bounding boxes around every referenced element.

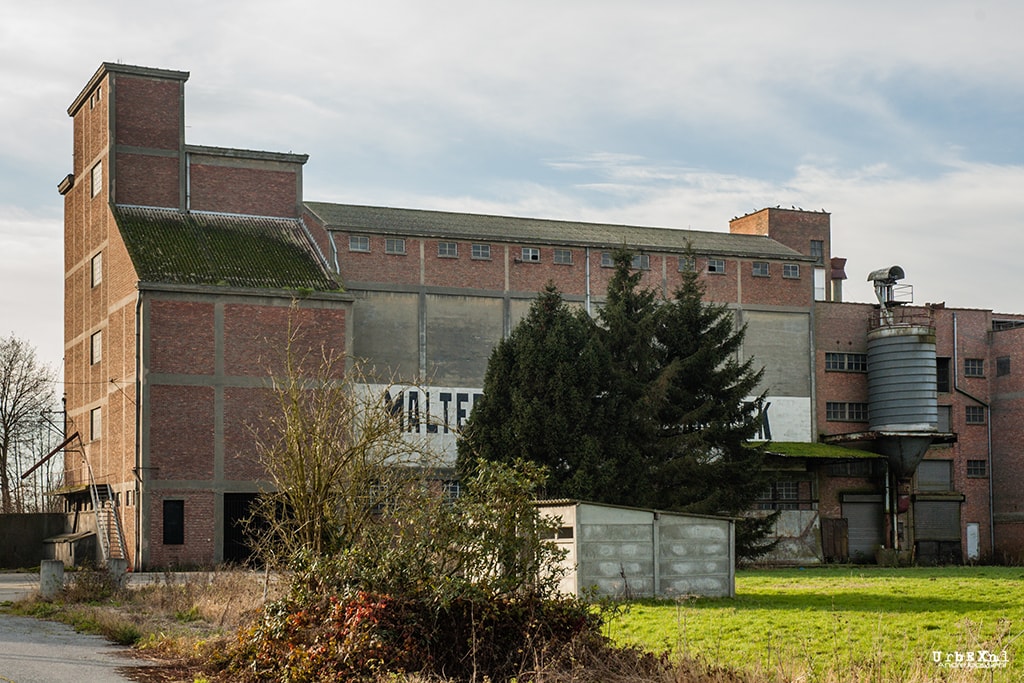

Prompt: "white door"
[966,522,980,561]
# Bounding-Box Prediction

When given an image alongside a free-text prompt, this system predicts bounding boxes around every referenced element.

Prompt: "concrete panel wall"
[741,309,811,398]
[544,503,735,599]
[351,292,420,381]
[426,295,504,385]
[658,515,734,597]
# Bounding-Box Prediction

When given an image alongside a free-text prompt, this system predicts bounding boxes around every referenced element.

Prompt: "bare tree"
[249,327,439,564]
[0,334,55,514]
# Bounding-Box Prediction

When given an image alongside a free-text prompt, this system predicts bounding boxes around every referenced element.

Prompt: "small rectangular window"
[708,258,726,274]
[964,358,984,378]
[965,405,986,424]
[91,161,103,198]
[679,256,696,272]
[442,480,461,502]
[349,235,370,252]
[783,263,800,279]
[825,352,867,372]
[90,406,102,441]
[90,330,102,365]
[967,460,988,478]
[385,238,406,255]
[631,254,650,270]
[600,252,615,268]
[936,358,951,393]
[810,240,824,264]
[521,247,541,262]
[471,244,490,260]
[438,241,458,258]
[163,499,185,545]
[997,356,1010,377]
[826,402,869,422]
[91,252,103,287]
[553,248,573,265]
[756,481,800,510]
[752,261,770,277]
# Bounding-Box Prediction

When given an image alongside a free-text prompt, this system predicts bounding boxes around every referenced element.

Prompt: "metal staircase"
[21,430,128,566]
[89,483,127,563]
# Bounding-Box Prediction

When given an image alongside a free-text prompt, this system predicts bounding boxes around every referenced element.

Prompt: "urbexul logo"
[932,649,1009,669]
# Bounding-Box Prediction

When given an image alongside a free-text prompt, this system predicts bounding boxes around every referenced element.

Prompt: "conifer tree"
[460,250,778,558]
[457,284,608,499]
[648,252,778,557]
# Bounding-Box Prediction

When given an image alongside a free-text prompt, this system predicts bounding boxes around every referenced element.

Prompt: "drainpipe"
[585,247,592,315]
[134,292,143,570]
[952,313,996,557]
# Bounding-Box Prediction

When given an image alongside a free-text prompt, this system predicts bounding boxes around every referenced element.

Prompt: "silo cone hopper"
[875,434,934,480]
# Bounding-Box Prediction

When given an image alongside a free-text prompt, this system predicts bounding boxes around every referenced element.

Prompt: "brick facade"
[61,62,1024,567]
[62,64,350,569]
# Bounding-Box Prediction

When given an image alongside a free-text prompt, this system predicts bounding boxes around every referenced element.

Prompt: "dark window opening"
[163,499,185,545]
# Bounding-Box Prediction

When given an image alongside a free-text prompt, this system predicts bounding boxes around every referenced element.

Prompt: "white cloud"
[4,0,1024,368]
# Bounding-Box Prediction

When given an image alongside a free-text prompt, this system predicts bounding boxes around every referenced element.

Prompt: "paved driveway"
[0,573,154,682]
[0,613,153,682]
[0,573,38,603]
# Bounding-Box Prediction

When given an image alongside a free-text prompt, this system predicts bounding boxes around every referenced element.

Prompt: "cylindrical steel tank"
[867,323,937,433]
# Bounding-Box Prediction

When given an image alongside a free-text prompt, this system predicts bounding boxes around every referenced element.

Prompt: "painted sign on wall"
[362,384,483,463]
[363,385,812,464]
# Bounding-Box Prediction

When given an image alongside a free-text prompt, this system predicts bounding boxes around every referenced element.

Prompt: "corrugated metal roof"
[113,206,339,291]
[305,202,808,260]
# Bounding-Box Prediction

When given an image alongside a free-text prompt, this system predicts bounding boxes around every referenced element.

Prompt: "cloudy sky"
[3,1,1023,376]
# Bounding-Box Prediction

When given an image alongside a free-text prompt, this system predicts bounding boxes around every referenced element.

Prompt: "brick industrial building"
[57,62,1024,569]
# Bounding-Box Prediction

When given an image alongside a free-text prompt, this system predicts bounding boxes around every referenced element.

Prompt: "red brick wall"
[188,162,300,217]
[730,208,830,261]
[111,72,183,208]
[112,76,182,150]
[149,301,215,375]
[147,491,215,568]
[222,303,346,377]
[149,385,216,480]
[738,259,811,307]
[814,302,873,436]
[223,386,278,482]
[114,152,180,208]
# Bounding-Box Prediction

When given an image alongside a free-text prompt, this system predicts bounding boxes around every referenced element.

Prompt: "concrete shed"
[537,500,735,599]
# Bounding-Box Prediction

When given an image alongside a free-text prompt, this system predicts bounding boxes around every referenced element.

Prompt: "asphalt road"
[0,574,153,682]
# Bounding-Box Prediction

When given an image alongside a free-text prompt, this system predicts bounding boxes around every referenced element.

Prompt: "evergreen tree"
[457,284,608,499]
[648,253,778,557]
[460,250,779,558]
[592,249,668,506]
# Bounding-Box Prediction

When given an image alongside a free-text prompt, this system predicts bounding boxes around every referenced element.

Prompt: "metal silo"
[865,266,937,478]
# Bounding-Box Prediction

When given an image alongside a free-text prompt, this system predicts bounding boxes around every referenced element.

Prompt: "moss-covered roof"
[754,441,882,459]
[113,206,339,291]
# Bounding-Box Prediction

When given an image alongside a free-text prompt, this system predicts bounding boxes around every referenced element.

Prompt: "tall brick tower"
[60,64,349,569]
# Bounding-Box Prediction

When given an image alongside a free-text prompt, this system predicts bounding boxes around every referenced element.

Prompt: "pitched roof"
[113,206,338,291]
[305,201,808,260]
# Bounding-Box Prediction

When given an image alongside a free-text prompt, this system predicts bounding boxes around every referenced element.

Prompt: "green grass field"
[606,566,1024,682]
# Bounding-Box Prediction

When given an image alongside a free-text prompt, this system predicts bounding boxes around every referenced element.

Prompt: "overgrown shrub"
[230,585,600,682]
[61,566,123,603]
[223,459,605,681]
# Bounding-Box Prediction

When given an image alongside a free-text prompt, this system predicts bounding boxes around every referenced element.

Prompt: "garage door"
[842,495,883,563]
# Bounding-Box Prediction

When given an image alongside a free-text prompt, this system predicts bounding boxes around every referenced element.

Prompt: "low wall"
[0,513,66,568]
